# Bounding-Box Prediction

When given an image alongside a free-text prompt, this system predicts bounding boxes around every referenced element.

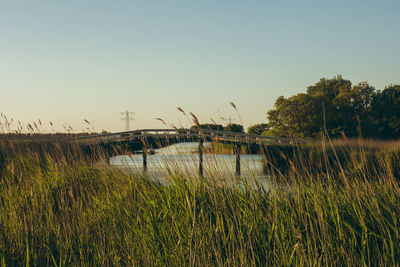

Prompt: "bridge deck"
[0,129,310,176]
[63,128,309,145]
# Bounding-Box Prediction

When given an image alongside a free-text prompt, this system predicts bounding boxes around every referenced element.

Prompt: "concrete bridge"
[63,128,309,176]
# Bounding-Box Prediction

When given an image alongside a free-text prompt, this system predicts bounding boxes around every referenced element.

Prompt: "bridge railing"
[60,128,310,145]
[0,128,310,176]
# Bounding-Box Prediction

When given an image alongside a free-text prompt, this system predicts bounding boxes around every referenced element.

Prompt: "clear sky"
[1,0,399,133]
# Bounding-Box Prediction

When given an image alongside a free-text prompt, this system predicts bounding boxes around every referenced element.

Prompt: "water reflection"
[110,142,270,187]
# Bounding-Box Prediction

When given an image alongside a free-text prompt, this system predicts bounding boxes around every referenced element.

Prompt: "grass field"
[0,138,400,266]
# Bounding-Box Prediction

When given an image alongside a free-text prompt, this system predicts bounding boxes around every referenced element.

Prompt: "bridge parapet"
[60,128,310,145]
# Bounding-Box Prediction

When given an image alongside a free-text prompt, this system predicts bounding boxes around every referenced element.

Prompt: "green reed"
[0,139,399,266]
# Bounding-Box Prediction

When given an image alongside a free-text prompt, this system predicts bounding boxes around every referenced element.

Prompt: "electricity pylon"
[121,111,135,131]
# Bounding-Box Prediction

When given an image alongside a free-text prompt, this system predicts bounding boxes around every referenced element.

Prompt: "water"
[109,142,271,187]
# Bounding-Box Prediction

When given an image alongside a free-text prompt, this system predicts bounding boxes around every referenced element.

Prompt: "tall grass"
[0,138,400,266]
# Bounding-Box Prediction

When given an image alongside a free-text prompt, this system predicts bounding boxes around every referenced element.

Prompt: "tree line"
[204,76,400,139]
[191,123,244,133]
[245,76,399,139]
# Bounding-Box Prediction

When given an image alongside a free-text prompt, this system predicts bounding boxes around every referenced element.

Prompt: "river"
[109,142,271,187]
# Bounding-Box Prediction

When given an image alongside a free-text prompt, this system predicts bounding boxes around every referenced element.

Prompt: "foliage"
[1,140,400,265]
[247,123,269,135]
[224,123,244,133]
[191,123,245,133]
[190,123,224,131]
[370,84,400,138]
[267,75,400,139]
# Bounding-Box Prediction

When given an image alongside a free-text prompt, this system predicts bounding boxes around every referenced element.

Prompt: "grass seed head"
[190,112,200,127]
[177,107,186,115]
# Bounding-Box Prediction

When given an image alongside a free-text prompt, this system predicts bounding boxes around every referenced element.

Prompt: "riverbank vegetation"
[1,139,400,266]
[249,75,400,139]
[2,75,400,265]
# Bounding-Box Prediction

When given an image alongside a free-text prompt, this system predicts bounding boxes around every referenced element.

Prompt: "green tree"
[190,123,224,131]
[267,93,321,137]
[343,81,376,137]
[224,123,244,133]
[370,84,400,139]
[267,76,378,138]
[247,123,269,135]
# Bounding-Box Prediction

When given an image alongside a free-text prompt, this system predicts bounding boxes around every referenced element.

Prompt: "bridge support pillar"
[261,144,268,176]
[234,143,241,176]
[102,144,111,166]
[142,149,147,173]
[199,139,203,176]
[142,138,147,173]
[104,152,110,166]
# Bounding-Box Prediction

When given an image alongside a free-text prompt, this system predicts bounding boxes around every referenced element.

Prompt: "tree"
[267,93,322,137]
[224,123,244,133]
[370,84,400,139]
[267,76,379,138]
[247,123,269,135]
[190,123,224,131]
[342,81,376,137]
